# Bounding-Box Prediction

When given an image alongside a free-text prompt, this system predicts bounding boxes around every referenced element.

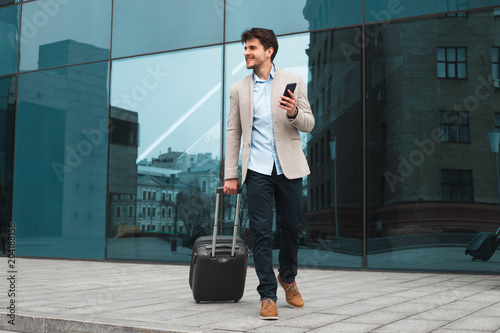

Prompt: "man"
[224,28,315,320]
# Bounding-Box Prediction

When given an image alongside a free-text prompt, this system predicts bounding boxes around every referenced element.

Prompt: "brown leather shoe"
[277,274,304,309]
[259,298,279,320]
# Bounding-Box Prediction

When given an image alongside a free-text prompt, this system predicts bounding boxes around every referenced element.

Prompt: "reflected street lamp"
[488,132,500,207]
[329,137,338,237]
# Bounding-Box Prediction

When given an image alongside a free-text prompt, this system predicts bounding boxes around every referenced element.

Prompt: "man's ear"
[266,47,274,59]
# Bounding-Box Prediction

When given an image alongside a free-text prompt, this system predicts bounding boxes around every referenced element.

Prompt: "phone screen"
[283,83,297,98]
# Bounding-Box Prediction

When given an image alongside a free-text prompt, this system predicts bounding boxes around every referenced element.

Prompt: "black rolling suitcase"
[189,187,248,303]
[465,227,500,261]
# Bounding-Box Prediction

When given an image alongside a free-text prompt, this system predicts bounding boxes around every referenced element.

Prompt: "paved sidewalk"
[0,258,499,333]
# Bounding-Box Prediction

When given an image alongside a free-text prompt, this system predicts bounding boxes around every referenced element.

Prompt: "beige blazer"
[224,68,315,184]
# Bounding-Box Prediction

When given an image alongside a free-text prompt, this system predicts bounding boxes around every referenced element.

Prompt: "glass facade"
[1,0,500,274]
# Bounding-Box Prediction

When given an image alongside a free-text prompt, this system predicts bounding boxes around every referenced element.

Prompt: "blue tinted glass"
[112,0,223,59]
[0,76,15,239]
[14,62,109,259]
[19,0,111,71]
[226,0,362,42]
[365,12,500,274]
[225,31,364,270]
[366,0,500,22]
[107,46,222,262]
[0,0,17,7]
[0,4,19,75]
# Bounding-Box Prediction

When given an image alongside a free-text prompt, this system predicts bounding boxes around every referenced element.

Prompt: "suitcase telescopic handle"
[212,187,242,258]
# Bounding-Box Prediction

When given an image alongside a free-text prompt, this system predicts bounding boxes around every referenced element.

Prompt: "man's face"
[244,38,273,70]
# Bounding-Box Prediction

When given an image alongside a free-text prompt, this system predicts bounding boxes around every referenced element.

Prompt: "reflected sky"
[111,34,311,164]
[19,0,111,71]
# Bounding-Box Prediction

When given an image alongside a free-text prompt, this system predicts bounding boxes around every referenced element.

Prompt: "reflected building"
[304,6,500,253]
[110,144,221,247]
[304,1,363,244]
[14,40,109,244]
[365,11,500,245]
[0,75,16,253]
[5,0,500,272]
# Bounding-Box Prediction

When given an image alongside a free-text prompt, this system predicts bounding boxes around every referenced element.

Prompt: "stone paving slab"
[0,258,499,332]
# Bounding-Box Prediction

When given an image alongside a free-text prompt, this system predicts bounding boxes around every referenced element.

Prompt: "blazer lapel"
[245,75,254,127]
[272,68,283,119]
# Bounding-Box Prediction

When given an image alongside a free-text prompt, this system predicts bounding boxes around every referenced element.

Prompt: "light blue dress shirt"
[248,66,283,176]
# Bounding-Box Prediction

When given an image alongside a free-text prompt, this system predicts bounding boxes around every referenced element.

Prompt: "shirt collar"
[253,65,275,84]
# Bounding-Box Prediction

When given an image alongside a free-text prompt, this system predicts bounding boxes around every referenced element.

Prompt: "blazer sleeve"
[289,75,315,133]
[224,84,242,180]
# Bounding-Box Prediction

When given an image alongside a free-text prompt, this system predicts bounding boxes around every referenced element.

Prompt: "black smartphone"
[280,83,297,106]
[283,83,297,98]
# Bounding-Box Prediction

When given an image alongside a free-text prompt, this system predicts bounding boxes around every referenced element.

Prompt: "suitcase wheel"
[195,299,200,303]
[234,299,240,303]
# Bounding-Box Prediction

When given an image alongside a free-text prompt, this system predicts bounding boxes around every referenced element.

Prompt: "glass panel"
[112,0,223,59]
[107,46,222,262]
[447,63,456,77]
[446,48,456,61]
[460,112,469,124]
[0,0,17,8]
[457,63,466,78]
[437,47,445,61]
[0,75,16,253]
[13,62,110,259]
[226,29,364,270]
[366,11,500,274]
[226,0,363,42]
[19,0,111,71]
[457,47,466,61]
[437,63,446,78]
[459,126,469,142]
[451,185,461,200]
[366,0,500,22]
[449,126,458,142]
[0,4,19,75]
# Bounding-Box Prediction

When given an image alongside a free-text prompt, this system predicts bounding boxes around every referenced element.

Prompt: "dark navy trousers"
[246,167,303,302]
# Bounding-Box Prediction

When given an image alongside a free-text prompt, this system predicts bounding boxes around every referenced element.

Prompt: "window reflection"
[365,0,500,22]
[107,47,222,261]
[19,0,111,71]
[0,4,19,75]
[366,11,500,273]
[0,75,15,255]
[305,28,363,268]
[0,0,18,7]
[112,0,223,58]
[14,61,109,259]
[226,0,362,42]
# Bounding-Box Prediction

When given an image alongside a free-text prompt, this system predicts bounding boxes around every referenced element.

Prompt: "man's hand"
[224,179,240,195]
[279,89,297,118]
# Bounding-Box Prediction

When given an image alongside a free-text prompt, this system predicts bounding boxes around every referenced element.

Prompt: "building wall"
[1,0,500,273]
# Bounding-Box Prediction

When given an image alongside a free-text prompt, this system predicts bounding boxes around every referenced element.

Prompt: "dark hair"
[241,28,278,62]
